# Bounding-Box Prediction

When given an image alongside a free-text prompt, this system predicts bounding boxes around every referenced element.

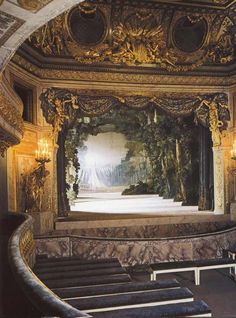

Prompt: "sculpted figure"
[197,96,223,147]
[22,163,50,213]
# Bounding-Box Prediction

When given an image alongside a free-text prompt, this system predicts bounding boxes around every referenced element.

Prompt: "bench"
[91,300,212,318]
[150,258,236,285]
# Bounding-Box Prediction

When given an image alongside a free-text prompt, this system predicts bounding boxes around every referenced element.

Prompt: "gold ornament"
[17,0,51,11]
[22,162,50,213]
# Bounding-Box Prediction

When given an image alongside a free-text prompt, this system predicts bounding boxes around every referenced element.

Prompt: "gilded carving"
[22,162,50,213]
[0,81,24,155]
[194,93,229,146]
[196,96,228,146]
[0,87,24,134]
[17,0,52,11]
[11,54,236,86]
[20,228,35,266]
[207,16,234,64]
[27,3,235,71]
[40,88,79,135]
[40,88,230,146]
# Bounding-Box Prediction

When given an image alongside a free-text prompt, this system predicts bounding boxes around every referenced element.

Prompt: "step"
[37,266,126,280]
[68,287,193,313]
[55,279,180,299]
[34,257,120,268]
[34,261,122,274]
[91,300,211,317]
[44,273,132,288]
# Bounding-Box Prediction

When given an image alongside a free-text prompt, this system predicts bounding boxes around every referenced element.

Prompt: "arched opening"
[39,89,228,217]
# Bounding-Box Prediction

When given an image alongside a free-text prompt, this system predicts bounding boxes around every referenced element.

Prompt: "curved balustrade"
[8,213,89,318]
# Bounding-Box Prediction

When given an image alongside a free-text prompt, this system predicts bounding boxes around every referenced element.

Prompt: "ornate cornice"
[11,54,236,87]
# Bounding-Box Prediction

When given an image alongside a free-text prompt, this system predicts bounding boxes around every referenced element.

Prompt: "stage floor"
[70,192,201,214]
[55,192,229,230]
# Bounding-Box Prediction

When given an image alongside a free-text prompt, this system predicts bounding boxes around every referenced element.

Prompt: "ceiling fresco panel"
[0,10,24,46]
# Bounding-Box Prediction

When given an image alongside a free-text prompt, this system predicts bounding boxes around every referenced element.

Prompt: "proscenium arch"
[39,88,230,216]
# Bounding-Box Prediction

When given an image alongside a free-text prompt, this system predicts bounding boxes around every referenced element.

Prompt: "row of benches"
[34,256,212,317]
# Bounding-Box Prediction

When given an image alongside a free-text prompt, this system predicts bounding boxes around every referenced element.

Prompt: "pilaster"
[213,147,225,214]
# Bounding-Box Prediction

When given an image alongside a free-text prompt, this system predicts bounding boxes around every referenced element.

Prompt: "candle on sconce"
[35,139,51,164]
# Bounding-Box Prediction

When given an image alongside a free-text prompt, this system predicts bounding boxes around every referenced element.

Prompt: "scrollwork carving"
[27,3,235,71]
[40,88,79,135]
[78,95,116,116]
[0,87,24,135]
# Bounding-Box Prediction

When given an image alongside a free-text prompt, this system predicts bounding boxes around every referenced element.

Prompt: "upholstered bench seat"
[34,257,120,269]
[195,258,236,285]
[91,300,212,318]
[150,258,236,285]
[55,279,180,298]
[45,273,131,288]
[70,287,193,313]
[150,260,197,283]
[37,266,126,280]
[34,260,121,274]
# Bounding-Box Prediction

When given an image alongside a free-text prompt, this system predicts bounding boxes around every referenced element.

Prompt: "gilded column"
[213,147,225,214]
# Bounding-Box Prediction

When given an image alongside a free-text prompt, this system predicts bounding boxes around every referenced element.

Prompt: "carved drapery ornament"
[40,88,230,146]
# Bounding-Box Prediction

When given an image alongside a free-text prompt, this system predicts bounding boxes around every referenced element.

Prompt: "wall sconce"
[35,139,51,164]
[231,140,236,160]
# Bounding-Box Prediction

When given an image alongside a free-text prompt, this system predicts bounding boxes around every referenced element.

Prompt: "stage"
[70,192,200,214]
[55,192,230,231]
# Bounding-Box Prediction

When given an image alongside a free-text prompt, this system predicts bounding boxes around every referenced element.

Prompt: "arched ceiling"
[8,0,236,81]
[0,0,84,72]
